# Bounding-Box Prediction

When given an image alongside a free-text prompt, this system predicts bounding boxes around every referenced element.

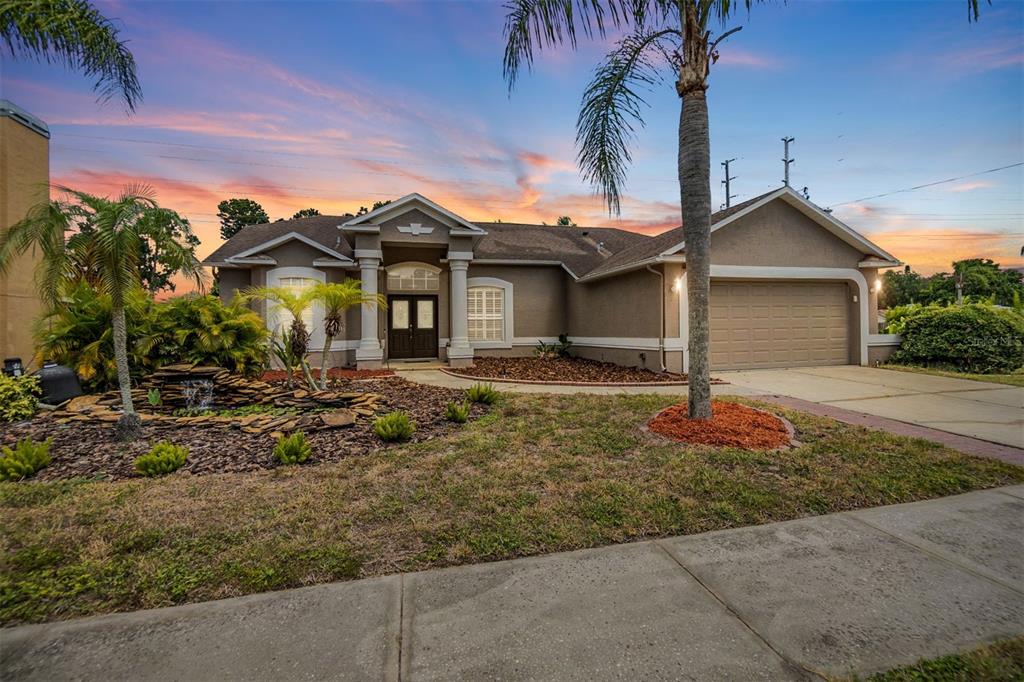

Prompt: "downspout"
[645,265,667,372]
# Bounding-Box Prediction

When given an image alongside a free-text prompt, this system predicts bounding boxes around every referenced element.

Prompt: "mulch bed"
[2,377,480,482]
[448,356,689,384]
[648,400,793,450]
[260,368,394,382]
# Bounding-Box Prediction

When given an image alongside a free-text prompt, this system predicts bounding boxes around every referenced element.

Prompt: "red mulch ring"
[648,400,792,450]
[260,368,394,382]
[450,356,688,384]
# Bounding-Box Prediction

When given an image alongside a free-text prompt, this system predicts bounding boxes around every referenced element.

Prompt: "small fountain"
[181,379,215,413]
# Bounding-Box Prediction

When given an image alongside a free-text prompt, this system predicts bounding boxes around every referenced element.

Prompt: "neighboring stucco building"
[204,188,902,372]
[0,101,49,368]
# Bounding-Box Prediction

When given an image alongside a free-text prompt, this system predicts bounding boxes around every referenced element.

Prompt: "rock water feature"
[52,364,384,436]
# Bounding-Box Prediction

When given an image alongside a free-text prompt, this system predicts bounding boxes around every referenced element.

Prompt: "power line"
[832,162,1024,207]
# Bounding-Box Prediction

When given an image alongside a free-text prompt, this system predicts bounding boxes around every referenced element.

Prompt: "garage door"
[710,281,850,370]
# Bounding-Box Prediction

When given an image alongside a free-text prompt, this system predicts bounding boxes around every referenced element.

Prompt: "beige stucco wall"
[868,344,900,366]
[0,113,48,367]
[567,268,660,338]
[378,208,452,247]
[217,268,251,303]
[711,200,866,268]
[467,264,566,339]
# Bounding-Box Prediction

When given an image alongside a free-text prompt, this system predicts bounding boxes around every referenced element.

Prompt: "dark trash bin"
[33,363,84,405]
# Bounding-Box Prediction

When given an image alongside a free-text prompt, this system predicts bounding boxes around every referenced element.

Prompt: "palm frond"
[576,27,676,214]
[0,0,142,111]
[503,0,642,91]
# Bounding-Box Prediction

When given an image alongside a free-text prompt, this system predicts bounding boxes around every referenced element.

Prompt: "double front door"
[388,295,438,359]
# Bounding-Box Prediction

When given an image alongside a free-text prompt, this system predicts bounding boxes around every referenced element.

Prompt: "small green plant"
[273,431,312,464]
[534,333,572,360]
[374,411,415,442]
[466,383,500,405]
[0,437,53,481]
[445,400,471,423]
[147,388,162,406]
[0,374,40,422]
[133,442,188,477]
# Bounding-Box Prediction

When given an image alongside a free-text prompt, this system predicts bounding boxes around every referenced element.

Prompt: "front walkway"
[4,487,1023,681]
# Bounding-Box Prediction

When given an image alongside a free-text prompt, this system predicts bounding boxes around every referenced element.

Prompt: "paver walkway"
[4,486,1023,681]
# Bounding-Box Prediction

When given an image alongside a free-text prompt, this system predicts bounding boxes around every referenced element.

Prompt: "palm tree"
[241,285,317,389]
[503,0,988,419]
[0,186,203,439]
[1,0,142,111]
[308,280,386,389]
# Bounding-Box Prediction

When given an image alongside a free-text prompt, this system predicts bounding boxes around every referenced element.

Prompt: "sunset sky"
[2,0,1022,277]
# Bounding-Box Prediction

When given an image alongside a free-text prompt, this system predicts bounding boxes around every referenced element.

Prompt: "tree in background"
[881,259,1023,309]
[556,216,576,226]
[0,185,203,439]
[504,0,988,419]
[73,210,200,294]
[1,0,141,111]
[308,281,386,389]
[292,208,321,219]
[217,198,269,240]
[355,199,392,216]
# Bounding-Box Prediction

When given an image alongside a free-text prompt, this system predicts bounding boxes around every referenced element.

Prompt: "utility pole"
[721,158,737,209]
[782,136,795,187]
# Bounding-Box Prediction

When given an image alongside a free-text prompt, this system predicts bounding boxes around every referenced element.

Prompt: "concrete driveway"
[721,366,1024,448]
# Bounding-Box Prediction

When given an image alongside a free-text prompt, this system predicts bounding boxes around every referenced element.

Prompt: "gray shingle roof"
[202,191,780,278]
[203,215,353,263]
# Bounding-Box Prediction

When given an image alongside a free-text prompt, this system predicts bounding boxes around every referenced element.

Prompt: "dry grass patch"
[3,393,1022,625]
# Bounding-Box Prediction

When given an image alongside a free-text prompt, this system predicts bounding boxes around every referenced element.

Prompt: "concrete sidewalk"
[4,487,1023,681]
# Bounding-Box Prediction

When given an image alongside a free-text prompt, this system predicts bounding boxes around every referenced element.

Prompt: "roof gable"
[341,193,486,235]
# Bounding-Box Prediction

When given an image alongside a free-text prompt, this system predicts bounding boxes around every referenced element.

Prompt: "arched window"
[386,262,440,291]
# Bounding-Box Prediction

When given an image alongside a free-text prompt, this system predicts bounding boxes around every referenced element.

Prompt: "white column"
[355,256,383,366]
[447,259,473,362]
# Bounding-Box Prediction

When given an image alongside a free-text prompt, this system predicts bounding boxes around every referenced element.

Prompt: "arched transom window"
[386,262,440,291]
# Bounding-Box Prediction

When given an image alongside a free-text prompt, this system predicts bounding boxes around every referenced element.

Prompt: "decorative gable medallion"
[397,222,435,236]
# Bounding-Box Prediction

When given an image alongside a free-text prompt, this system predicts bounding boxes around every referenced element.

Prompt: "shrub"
[534,333,573,359]
[445,400,471,423]
[147,388,162,406]
[0,374,40,422]
[374,412,415,442]
[0,438,52,481]
[891,303,1024,374]
[134,442,188,477]
[273,431,312,464]
[466,383,500,405]
[884,303,931,335]
[34,284,270,392]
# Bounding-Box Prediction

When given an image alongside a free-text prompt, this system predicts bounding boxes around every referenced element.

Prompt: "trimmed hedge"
[891,304,1024,374]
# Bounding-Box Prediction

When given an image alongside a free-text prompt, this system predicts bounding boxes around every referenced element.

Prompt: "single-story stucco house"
[203,186,902,372]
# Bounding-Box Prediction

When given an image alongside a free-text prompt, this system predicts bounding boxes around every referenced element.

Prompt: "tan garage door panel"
[710,281,849,370]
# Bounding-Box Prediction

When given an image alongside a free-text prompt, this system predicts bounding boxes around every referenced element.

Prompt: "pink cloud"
[715,48,784,70]
[947,180,996,192]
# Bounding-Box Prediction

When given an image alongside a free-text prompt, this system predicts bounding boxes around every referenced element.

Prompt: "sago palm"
[1,0,142,111]
[308,280,386,389]
[503,0,988,419]
[0,185,203,439]
[241,285,317,389]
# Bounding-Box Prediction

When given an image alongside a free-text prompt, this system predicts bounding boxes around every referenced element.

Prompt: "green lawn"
[2,394,1022,625]
[851,637,1024,681]
[881,364,1024,387]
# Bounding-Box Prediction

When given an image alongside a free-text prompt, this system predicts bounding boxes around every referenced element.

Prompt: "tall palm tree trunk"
[111,303,141,440]
[679,91,713,419]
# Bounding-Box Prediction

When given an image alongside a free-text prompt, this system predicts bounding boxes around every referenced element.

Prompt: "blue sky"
[1,0,1021,273]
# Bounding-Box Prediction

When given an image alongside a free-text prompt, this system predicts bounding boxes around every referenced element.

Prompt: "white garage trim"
[708,265,869,366]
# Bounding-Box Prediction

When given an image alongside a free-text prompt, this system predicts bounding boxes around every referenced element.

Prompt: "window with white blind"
[386,263,440,291]
[468,286,505,342]
[275,276,316,332]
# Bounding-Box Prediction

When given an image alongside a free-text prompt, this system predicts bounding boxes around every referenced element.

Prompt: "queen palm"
[0,186,203,439]
[1,0,142,110]
[503,0,987,419]
[308,280,385,390]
